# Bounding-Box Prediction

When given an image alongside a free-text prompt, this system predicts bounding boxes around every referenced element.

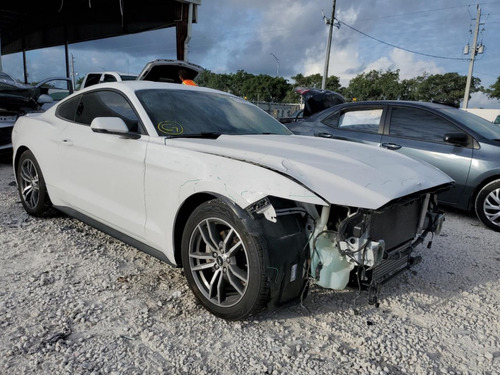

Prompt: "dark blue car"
[288,101,500,232]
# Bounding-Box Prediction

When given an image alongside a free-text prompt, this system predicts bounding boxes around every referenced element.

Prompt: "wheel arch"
[13,146,30,176]
[173,192,273,267]
[173,192,219,266]
[174,193,311,310]
[470,174,500,211]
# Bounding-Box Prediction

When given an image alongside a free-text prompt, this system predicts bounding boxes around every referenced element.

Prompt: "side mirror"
[90,117,140,139]
[443,132,469,147]
[37,94,54,104]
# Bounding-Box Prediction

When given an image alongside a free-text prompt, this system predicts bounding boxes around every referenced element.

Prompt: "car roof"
[305,100,456,121]
[338,100,454,109]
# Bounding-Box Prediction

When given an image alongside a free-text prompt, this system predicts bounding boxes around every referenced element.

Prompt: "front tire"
[16,150,54,217]
[475,180,500,232]
[181,199,269,320]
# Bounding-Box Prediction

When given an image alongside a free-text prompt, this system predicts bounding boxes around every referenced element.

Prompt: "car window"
[136,89,291,136]
[441,107,500,139]
[57,95,82,122]
[83,74,102,88]
[389,107,459,143]
[73,90,141,133]
[322,108,382,134]
[102,74,118,83]
[119,74,137,81]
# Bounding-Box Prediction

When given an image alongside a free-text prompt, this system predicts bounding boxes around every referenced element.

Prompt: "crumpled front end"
[307,187,447,305]
[247,183,450,311]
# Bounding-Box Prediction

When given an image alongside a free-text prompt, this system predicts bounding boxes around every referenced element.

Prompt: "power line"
[337,20,469,61]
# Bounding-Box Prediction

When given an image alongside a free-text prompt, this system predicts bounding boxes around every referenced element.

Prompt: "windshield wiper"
[166,132,221,139]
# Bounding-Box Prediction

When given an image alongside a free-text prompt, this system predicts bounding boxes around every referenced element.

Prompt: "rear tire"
[17,150,55,217]
[475,180,500,232]
[181,199,269,320]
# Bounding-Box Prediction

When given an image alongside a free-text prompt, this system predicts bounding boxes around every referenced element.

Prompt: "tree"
[400,74,428,101]
[485,76,500,99]
[242,74,289,102]
[75,76,84,90]
[197,70,233,92]
[416,73,480,107]
[344,69,402,101]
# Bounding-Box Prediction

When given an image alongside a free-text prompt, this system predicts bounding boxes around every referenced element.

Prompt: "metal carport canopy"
[0,0,200,80]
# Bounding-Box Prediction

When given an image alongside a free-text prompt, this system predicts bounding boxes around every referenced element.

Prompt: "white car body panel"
[169,134,452,210]
[143,141,326,256]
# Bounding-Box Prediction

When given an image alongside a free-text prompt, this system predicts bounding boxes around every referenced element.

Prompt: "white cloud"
[468,92,500,109]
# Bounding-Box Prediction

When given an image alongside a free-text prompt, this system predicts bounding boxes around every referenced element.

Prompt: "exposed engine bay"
[251,188,446,309]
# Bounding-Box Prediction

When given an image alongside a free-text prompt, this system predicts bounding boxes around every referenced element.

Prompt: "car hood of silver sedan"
[167,134,454,210]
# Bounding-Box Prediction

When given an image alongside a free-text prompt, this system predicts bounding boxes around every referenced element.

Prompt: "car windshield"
[119,74,137,81]
[0,72,16,83]
[441,108,500,140]
[136,89,292,137]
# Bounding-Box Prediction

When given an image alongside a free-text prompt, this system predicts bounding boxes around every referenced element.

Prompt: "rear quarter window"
[56,95,82,122]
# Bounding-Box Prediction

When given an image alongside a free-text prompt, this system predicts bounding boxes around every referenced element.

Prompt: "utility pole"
[463,5,483,109]
[322,0,336,90]
[270,53,280,77]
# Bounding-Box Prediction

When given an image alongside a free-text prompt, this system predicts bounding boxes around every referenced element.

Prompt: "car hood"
[0,93,39,115]
[295,87,345,117]
[167,135,453,210]
[137,59,204,84]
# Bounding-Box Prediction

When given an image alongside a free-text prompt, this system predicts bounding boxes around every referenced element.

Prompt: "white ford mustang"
[12,81,453,320]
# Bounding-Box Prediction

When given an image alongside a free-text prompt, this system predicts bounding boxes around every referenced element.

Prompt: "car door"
[380,105,473,205]
[315,105,385,145]
[55,89,148,239]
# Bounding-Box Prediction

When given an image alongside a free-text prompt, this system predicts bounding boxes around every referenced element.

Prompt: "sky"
[2,0,500,108]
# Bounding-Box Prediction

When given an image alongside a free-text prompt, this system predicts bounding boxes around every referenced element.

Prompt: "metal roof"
[0,0,199,57]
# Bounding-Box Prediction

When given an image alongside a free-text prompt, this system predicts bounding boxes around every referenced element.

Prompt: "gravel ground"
[0,159,499,375]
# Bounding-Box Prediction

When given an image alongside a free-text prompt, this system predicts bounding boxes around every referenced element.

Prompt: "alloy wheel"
[19,159,40,210]
[188,217,249,308]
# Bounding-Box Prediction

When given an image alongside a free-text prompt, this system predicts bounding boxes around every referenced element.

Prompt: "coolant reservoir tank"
[311,235,354,290]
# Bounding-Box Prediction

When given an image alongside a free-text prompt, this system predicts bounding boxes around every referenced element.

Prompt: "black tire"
[16,150,55,217]
[181,199,269,320]
[475,180,500,232]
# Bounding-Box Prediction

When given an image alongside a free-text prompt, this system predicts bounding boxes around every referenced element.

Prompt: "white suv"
[79,72,137,89]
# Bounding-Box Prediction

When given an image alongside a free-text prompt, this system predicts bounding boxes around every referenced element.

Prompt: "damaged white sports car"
[12,82,453,320]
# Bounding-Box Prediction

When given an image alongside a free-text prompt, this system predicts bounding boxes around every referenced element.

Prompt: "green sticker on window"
[157,121,184,135]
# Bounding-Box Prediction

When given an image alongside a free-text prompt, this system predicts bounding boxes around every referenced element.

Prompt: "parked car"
[136,59,204,83]
[0,74,73,155]
[79,72,137,89]
[278,87,345,124]
[79,59,203,91]
[287,100,500,232]
[12,82,452,319]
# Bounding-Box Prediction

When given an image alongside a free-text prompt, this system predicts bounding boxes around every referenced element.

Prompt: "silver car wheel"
[483,187,500,228]
[19,158,40,210]
[188,217,249,308]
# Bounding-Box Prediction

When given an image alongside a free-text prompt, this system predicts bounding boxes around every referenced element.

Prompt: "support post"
[0,33,3,72]
[65,27,71,80]
[22,39,28,84]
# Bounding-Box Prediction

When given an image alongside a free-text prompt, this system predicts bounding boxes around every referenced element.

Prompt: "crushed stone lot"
[0,160,499,375]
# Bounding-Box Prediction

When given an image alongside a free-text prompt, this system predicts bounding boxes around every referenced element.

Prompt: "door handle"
[317,132,333,138]
[381,142,401,150]
[61,139,73,146]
